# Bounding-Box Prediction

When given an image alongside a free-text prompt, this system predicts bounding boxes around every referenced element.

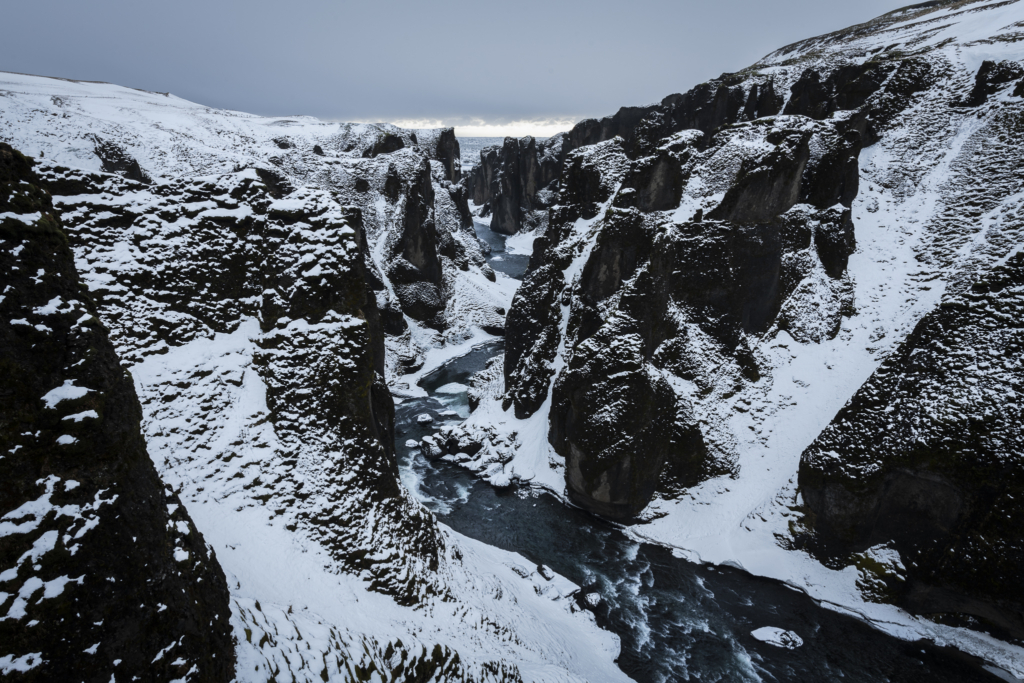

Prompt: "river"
[393,219,1004,683]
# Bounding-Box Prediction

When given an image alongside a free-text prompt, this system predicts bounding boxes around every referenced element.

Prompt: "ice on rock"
[751,627,804,649]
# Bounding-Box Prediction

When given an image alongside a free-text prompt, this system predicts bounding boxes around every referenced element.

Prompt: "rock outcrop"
[36,158,443,604]
[799,251,1024,639]
[467,135,565,235]
[0,72,665,683]
[494,0,1024,644]
[466,71,788,236]
[0,143,235,681]
[505,101,864,517]
[500,0,1024,525]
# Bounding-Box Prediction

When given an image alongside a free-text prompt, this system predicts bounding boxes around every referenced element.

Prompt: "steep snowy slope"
[442,0,1024,673]
[0,76,628,682]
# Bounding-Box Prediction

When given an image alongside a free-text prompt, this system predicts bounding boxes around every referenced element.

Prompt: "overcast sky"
[2,0,903,136]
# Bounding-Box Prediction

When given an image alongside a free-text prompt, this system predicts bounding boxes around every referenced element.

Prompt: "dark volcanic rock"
[505,108,863,518]
[433,127,462,183]
[363,131,406,157]
[504,261,565,417]
[958,60,1024,107]
[91,137,150,184]
[0,143,234,681]
[784,62,892,120]
[468,135,564,235]
[799,251,1024,639]
[502,55,951,521]
[473,52,932,242]
[388,159,446,327]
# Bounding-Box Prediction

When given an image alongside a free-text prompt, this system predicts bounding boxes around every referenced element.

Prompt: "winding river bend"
[394,220,1003,683]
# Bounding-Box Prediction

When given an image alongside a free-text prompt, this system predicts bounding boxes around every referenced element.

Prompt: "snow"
[505,227,542,255]
[40,380,93,409]
[62,411,98,422]
[751,627,804,649]
[0,211,41,225]
[199,499,628,683]
[121,319,630,682]
[0,653,44,674]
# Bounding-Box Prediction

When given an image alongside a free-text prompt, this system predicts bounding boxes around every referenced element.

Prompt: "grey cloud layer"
[2,0,901,124]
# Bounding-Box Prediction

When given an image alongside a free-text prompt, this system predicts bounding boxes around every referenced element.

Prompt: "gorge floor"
[393,223,1010,683]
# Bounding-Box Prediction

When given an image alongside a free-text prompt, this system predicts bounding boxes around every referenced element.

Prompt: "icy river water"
[393,221,1004,683]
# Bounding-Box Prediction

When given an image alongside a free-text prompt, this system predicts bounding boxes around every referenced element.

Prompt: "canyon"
[3,0,1024,680]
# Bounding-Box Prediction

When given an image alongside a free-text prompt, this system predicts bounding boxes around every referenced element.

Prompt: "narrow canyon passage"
[392,216,1006,683]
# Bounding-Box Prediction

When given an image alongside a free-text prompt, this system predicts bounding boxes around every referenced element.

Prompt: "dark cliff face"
[549,116,858,520]
[468,50,932,240]
[0,143,235,681]
[502,51,949,519]
[389,158,447,327]
[495,2,1024,638]
[468,72,784,237]
[467,135,565,235]
[798,251,1024,639]
[231,121,500,347]
[566,74,783,159]
[432,127,462,183]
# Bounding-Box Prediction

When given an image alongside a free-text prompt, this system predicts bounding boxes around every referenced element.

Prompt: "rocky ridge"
[0,143,235,681]
[466,135,565,236]
[502,70,868,518]
[37,162,444,605]
[798,232,1024,638]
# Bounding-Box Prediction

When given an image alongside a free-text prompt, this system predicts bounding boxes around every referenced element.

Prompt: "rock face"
[0,143,235,681]
[957,59,1023,107]
[799,251,1024,638]
[495,0,1024,642]
[36,158,443,604]
[505,100,864,518]
[467,135,565,235]
[0,73,656,683]
[243,123,498,349]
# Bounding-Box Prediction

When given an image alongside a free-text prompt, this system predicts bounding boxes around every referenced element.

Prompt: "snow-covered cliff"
[0,73,628,682]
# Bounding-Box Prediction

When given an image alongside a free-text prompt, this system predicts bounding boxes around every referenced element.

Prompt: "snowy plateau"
[2,0,1024,682]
